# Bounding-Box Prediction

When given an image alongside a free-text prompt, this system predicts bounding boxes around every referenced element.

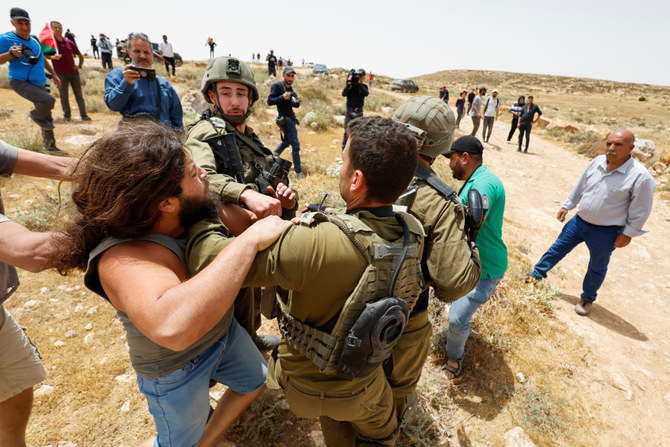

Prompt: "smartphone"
[128,66,156,80]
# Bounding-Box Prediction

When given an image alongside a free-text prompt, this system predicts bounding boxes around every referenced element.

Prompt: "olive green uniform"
[185,114,296,336]
[187,208,425,446]
[391,160,481,417]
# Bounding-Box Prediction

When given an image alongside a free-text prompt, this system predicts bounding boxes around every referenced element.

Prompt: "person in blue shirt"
[104,32,183,131]
[268,66,303,177]
[0,8,65,153]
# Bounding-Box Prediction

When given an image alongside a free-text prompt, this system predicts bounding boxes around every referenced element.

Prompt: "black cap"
[10,7,30,21]
[442,135,483,157]
[283,66,295,74]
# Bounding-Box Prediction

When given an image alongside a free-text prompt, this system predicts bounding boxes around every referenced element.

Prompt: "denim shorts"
[136,318,267,447]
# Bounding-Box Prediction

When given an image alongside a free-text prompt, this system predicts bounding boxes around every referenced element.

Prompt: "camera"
[349,68,365,84]
[289,91,300,108]
[19,44,39,65]
[128,65,157,80]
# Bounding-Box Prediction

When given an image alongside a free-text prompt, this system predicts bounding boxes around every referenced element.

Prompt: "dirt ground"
[1,61,669,446]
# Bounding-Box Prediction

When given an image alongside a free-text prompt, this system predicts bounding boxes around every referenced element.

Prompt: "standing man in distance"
[341,68,369,149]
[90,34,98,59]
[0,8,63,153]
[185,56,296,350]
[269,66,303,178]
[50,21,91,122]
[104,32,183,131]
[517,95,542,153]
[507,95,525,143]
[469,87,486,137]
[441,135,507,379]
[159,34,175,77]
[97,33,113,70]
[481,88,500,143]
[266,49,277,77]
[466,88,476,115]
[522,130,655,316]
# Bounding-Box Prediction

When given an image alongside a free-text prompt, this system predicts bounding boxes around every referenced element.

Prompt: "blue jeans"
[274,117,302,173]
[446,275,503,361]
[136,319,267,447]
[531,215,622,303]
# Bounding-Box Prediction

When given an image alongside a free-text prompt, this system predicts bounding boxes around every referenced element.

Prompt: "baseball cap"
[492,89,499,93]
[442,135,483,157]
[283,66,295,74]
[10,7,30,21]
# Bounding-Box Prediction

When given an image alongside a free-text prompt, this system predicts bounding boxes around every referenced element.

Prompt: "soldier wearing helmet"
[185,56,297,351]
[391,96,481,417]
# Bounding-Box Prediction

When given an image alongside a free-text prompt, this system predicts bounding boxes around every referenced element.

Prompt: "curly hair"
[55,121,187,272]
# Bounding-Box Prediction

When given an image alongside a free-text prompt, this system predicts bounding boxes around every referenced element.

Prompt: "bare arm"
[0,221,59,272]
[98,216,291,351]
[13,147,78,180]
[43,58,61,89]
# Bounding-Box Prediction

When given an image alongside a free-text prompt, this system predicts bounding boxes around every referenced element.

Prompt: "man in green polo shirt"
[441,135,507,379]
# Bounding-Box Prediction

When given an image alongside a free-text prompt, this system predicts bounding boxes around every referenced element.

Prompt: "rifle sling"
[415,163,461,207]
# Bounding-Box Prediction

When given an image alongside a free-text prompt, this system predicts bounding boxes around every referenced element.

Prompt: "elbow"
[152,327,196,352]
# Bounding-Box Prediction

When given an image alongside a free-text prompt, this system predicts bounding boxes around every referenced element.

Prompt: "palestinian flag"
[38,23,58,55]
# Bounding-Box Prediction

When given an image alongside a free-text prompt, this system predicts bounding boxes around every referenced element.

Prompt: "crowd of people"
[0,6,658,447]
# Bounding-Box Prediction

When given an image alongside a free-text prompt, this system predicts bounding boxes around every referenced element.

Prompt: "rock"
[631,138,655,162]
[85,323,93,330]
[504,426,536,447]
[84,334,94,344]
[334,115,345,126]
[547,118,580,133]
[664,392,670,404]
[660,149,670,165]
[535,116,551,128]
[64,135,97,148]
[610,373,634,400]
[115,373,134,383]
[180,90,209,116]
[87,306,98,315]
[54,340,66,347]
[24,300,41,308]
[209,389,225,401]
[651,162,667,175]
[65,330,77,338]
[40,287,49,294]
[584,125,610,139]
[516,372,526,383]
[310,429,326,445]
[119,400,131,413]
[34,384,54,397]
[0,107,12,119]
[76,125,97,136]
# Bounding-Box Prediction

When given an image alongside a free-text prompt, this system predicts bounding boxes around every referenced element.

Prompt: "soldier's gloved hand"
[268,183,296,210]
[243,215,293,251]
[239,189,282,218]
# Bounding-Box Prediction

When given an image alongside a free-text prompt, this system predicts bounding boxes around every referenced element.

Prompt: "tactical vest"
[277,211,424,379]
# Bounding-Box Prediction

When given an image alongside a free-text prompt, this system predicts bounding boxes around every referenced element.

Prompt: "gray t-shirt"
[470,95,483,117]
[0,140,20,306]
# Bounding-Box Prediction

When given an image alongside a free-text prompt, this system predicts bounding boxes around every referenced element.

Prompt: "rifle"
[203,132,246,184]
[254,158,292,195]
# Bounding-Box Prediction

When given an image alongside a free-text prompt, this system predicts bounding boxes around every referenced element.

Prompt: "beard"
[178,191,221,227]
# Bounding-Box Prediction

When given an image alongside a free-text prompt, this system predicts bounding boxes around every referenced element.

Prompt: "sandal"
[441,358,463,380]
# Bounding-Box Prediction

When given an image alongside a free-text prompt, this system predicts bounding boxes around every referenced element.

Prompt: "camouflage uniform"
[187,208,426,446]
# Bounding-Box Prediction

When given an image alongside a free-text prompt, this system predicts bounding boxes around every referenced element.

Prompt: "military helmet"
[393,96,456,159]
[201,56,259,104]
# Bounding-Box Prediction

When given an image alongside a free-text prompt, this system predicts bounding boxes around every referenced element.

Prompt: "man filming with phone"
[104,32,183,131]
[341,68,368,149]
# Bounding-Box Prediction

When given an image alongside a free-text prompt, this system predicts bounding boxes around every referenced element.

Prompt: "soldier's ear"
[158,196,179,214]
[350,169,365,193]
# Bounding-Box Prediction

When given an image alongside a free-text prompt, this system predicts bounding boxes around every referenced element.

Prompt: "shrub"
[639,96,646,101]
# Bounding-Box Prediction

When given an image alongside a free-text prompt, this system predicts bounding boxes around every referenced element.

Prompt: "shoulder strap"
[415,163,462,208]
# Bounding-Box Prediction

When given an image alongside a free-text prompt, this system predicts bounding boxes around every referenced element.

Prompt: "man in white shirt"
[522,130,656,316]
[469,87,486,137]
[159,35,175,76]
[481,89,500,143]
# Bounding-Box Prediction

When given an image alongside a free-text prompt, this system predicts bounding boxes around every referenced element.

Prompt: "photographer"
[104,32,183,131]
[268,66,303,178]
[0,8,64,154]
[341,68,369,149]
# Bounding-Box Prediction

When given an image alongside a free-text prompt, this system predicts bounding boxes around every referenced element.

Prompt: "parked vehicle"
[391,79,419,93]
[312,63,328,74]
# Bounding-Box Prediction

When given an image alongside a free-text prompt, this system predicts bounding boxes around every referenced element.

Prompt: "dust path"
[461,115,670,445]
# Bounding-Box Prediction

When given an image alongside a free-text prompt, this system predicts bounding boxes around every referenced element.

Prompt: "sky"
[10,0,669,86]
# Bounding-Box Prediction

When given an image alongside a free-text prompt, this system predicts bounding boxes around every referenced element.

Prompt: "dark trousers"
[92,47,99,59]
[274,117,302,173]
[507,117,519,141]
[482,116,495,141]
[101,52,113,70]
[164,56,175,76]
[456,108,465,128]
[531,215,622,303]
[342,108,362,149]
[57,73,87,119]
[9,79,54,123]
[470,116,481,136]
[268,66,276,77]
[518,123,532,151]
[466,101,473,114]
